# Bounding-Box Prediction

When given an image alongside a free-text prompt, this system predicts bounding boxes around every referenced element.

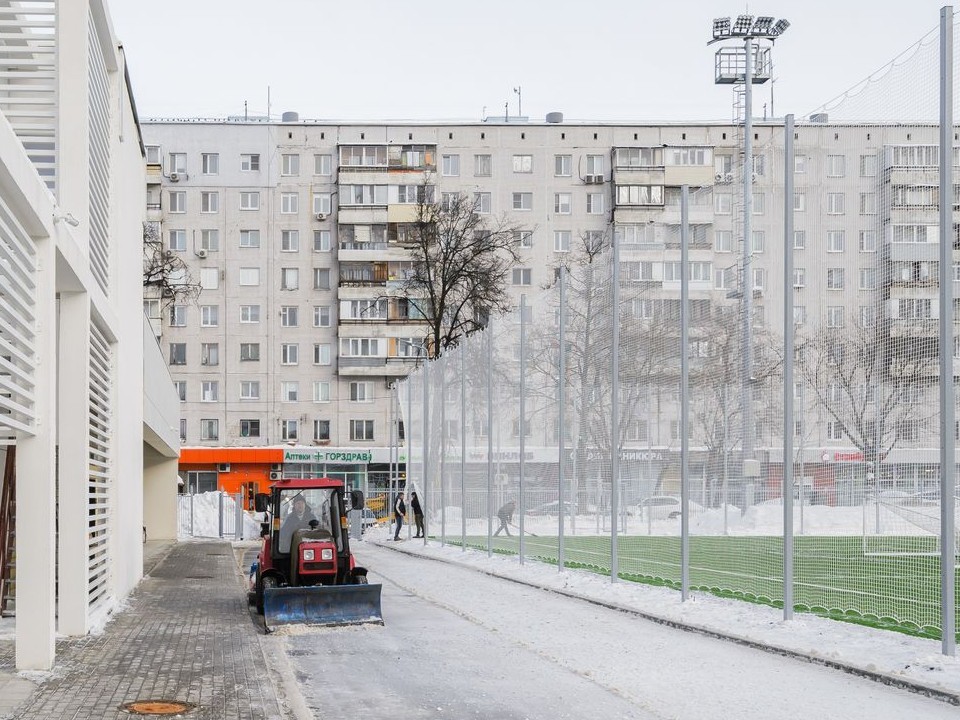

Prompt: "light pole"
[398,338,429,542]
[709,14,789,493]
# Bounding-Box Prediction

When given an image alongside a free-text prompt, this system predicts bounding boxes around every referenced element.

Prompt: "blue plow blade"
[263,584,383,632]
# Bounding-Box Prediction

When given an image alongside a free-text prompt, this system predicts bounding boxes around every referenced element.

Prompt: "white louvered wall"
[87,13,111,294]
[87,321,112,612]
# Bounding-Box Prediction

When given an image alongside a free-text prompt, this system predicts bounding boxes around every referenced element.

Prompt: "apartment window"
[794,155,807,173]
[240,381,260,399]
[350,381,373,402]
[752,192,765,214]
[168,305,187,327]
[240,153,260,171]
[281,192,299,214]
[441,154,460,176]
[199,229,219,252]
[586,154,604,175]
[314,343,331,365]
[340,338,381,356]
[314,305,332,327]
[314,153,332,176]
[859,231,877,252]
[280,306,299,327]
[350,420,375,441]
[827,193,845,214]
[239,305,260,323]
[201,153,219,175]
[239,267,260,286]
[168,152,186,173]
[827,155,846,177]
[312,193,332,215]
[314,230,331,252]
[200,305,219,327]
[715,193,732,214]
[587,193,604,214]
[794,306,807,325]
[439,192,456,211]
[240,419,260,438]
[340,145,387,167]
[750,230,765,253]
[554,231,571,252]
[281,267,299,290]
[512,268,532,285]
[281,420,299,441]
[201,381,219,402]
[793,268,806,288]
[200,191,219,213]
[513,192,532,210]
[897,420,919,442]
[166,229,185,252]
[280,343,299,366]
[616,185,664,205]
[314,420,331,441]
[794,230,806,249]
[313,268,331,290]
[281,230,300,252]
[240,343,260,361]
[169,343,186,365]
[145,146,161,164]
[281,381,299,402]
[240,192,260,210]
[859,268,877,290]
[200,419,219,441]
[827,306,844,328]
[474,192,491,213]
[200,343,219,366]
[240,229,260,248]
[199,268,219,290]
[174,381,186,402]
[281,153,300,176]
[859,306,876,328]
[753,267,765,290]
[827,268,845,290]
[827,231,845,253]
[860,193,877,215]
[313,381,331,403]
[860,154,878,176]
[555,154,572,176]
[168,191,185,213]
[715,230,732,252]
[554,193,571,214]
[752,155,766,176]
[794,191,806,212]
[474,154,492,176]
[514,230,533,249]
[512,154,533,173]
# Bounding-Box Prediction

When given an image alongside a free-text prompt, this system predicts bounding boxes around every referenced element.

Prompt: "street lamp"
[708,14,788,489]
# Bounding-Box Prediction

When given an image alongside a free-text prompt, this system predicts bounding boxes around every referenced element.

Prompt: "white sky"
[106,0,949,123]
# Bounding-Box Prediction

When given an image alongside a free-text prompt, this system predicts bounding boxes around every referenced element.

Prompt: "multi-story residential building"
[141,115,956,506]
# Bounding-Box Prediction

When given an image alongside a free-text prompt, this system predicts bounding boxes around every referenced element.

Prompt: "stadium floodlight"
[752,16,775,35]
[713,17,731,40]
[772,18,791,36]
[732,14,754,35]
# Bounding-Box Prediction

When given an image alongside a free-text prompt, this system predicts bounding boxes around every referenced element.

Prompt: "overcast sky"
[107,0,947,123]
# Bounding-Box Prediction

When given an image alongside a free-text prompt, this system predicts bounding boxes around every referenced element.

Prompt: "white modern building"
[0,1,180,670]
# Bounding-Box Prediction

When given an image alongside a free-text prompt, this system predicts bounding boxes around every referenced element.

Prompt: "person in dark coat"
[494,499,516,536]
[411,491,424,538]
[394,494,406,541]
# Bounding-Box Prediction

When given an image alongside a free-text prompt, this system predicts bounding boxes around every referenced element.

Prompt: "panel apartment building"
[142,115,953,504]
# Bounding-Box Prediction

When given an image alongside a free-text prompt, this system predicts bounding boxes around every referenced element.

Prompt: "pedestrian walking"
[494,499,516,537]
[411,491,424,538]
[394,494,406,541]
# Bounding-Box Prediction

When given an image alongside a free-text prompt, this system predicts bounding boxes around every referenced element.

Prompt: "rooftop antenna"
[504,101,509,121]
[267,86,271,121]
[244,100,248,121]
[514,85,522,117]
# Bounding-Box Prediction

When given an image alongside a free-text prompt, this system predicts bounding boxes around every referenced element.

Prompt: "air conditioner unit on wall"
[315,212,327,221]
[269,471,282,480]
[218,463,231,473]
[195,248,208,258]
[270,463,283,472]
[169,172,180,182]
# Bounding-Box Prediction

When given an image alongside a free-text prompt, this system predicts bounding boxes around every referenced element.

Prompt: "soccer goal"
[861,494,960,564]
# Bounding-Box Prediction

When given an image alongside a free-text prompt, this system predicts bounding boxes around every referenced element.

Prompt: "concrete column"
[143,453,179,541]
[15,238,57,670]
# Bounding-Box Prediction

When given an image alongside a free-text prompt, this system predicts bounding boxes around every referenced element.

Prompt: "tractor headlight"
[302,549,315,561]
[320,548,334,561]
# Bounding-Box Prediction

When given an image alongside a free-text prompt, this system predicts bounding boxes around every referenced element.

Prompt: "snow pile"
[178,492,262,540]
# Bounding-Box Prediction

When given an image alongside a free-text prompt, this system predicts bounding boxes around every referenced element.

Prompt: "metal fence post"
[487,325,494,556]
[783,114,796,621]
[519,294,527,564]
[558,266,567,572]
[611,223,621,583]
[218,491,224,539]
[461,345,467,550]
[680,185,690,600]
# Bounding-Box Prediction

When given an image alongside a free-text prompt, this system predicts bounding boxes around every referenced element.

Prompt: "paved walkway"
[0,539,299,720]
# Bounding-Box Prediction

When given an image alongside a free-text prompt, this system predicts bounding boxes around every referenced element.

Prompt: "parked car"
[637,495,703,520]
[526,500,577,516]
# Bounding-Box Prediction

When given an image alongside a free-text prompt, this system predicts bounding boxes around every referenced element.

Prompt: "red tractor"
[253,477,382,631]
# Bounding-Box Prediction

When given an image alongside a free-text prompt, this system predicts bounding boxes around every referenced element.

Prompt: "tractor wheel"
[256,571,277,615]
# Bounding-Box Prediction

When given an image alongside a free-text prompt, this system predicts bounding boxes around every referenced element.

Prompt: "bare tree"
[142,222,200,307]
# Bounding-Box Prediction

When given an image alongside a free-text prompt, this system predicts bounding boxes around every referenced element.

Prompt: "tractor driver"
[279,494,318,553]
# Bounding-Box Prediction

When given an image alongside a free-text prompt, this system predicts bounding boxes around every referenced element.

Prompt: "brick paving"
[0,540,293,720]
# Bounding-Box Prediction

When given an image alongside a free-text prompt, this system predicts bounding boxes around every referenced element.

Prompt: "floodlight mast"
[708,13,788,490]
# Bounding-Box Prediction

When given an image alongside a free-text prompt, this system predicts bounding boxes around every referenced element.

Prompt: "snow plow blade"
[263,584,383,632]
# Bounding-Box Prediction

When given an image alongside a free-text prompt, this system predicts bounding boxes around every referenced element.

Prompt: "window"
[586,154,604,175]
[794,155,807,173]
[715,230,732,252]
[827,268,845,290]
[350,381,373,402]
[672,147,710,166]
[281,153,300,176]
[314,154,332,176]
[859,306,876,328]
[826,155,846,177]
[199,267,219,290]
[512,268,532,285]
[555,154,572,176]
[859,268,877,290]
[313,419,331,441]
[794,191,805,212]
[751,230,765,253]
[512,192,532,210]
[169,305,187,327]
[240,153,260,171]
[239,305,260,323]
[860,193,877,215]
[794,230,806,249]
[587,193,604,214]
[827,421,844,441]
[240,419,260,438]
[200,305,219,327]
[281,420,298,441]
[474,192,491,213]
[553,231,571,252]
[350,419,375,441]
[240,192,260,210]
[281,381,299,402]
[616,185,664,206]
[199,229,219,251]
[201,381,219,402]
[281,192,299,214]
[313,381,330,403]
[145,145,161,164]
[200,191,219,213]
[340,338,381,356]
[274,343,297,369]
[897,420,919,442]
[314,305,331,327]
[860,231,877,252]
[239,267,260,286]
[512,154,533,173]
[314,343,331,365]
[752,154,766,176]
[514,230,533,249]
[441,154,460,176]
[240,343,260,361]
[339,145,387,167]
[168,191,185,213]
[169,343,186,365]
[200,343,219,366]
[827,231,845,253]
[174,381,186,402]
[794,306,807,325]
[281,230,300,252]
[167,229,186,251]
[752,268,765,290]
[793,268,806,288]
[474,154,492,176]
[313,268,331,290]
[240,229,260,248]
[240,381,260,400]
[168,152,186,173]
[618,147,663,167]
[860,154,878,177]
[201,153,218,175]
[280,306,299,327]
[281,267,299,290]
[312,193,332,215]
[200,419,219,441]
[314,230,331,252]
[752,192,765,214]
[715,193,732,214]
[554,193,571,214]
[827,193,845,214]
[827,306,844,328]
